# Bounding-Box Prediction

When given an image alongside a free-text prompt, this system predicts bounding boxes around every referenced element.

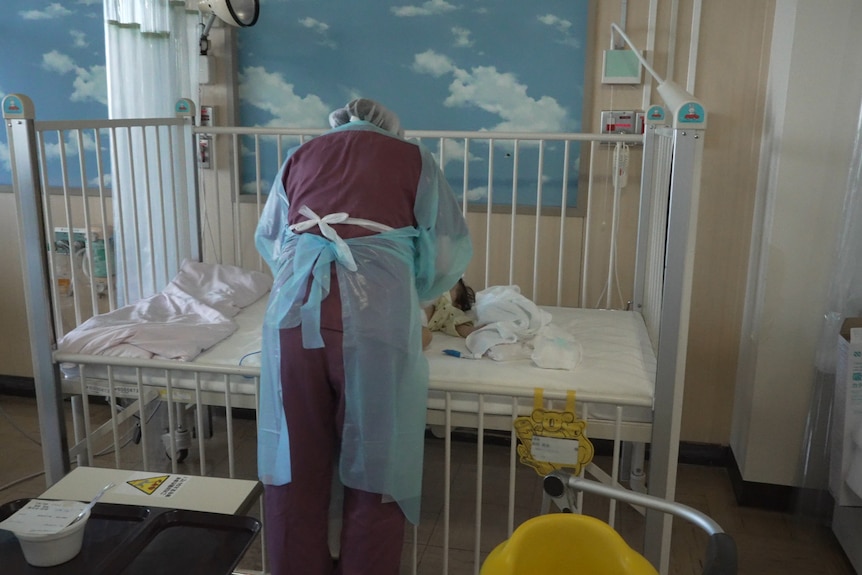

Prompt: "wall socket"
[198,134,212,169]
[600,110,645,135]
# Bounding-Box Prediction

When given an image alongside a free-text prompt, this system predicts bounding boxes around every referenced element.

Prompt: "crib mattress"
[424,307,655,423]
[57,302,655,422]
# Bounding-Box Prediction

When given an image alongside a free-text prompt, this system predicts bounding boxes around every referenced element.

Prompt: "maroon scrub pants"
[263,327,406,575]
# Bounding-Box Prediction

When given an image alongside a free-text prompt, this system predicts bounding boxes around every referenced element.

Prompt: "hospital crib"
[480,470,737,575]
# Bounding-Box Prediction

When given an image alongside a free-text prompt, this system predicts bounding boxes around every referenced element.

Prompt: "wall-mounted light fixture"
[199,0,260,56]
[609,22,707,129]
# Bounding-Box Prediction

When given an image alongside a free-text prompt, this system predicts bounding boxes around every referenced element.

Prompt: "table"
[40,466,263,515]
[1,467,264,574]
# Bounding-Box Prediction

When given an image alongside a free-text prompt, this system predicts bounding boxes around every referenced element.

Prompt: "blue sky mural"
[238,0,588,132]
[236,0,590,207]
[0,0,590,207]
[0,0,107,186]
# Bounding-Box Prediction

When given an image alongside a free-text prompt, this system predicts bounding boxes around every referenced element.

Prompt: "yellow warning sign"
[127,475,170,495]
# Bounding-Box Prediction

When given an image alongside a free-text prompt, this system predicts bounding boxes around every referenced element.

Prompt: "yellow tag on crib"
[513,389,595,476]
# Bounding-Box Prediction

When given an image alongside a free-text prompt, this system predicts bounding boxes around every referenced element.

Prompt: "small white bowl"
[14,508,90,567]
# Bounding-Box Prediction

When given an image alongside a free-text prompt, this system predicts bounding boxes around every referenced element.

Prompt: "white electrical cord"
[0,399,45,494]
[593,142,628,309]
[0,470,46,493]
[0,396,160,493]
[0,401,42,447]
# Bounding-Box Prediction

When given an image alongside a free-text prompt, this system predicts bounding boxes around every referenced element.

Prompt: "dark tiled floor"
[0,393,855,574]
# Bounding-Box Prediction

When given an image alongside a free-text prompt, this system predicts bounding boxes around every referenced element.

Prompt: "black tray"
[0,499,260,575]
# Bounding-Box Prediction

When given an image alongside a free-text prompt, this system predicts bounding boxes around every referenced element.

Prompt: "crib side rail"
[10,113,197,341]
[196,125,645,309]
[22,118,656,339]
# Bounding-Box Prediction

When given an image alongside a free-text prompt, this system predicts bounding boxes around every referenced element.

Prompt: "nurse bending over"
[254,98,472,575]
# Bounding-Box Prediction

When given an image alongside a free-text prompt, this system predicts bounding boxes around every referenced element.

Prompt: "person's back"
[255,98,472,575]
[284,127,421,239]
[282,124,423,332]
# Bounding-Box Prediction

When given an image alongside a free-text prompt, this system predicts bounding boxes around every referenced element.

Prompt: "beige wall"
[678,2,774,445]
[586,1,775,445]
[0,2,777,451]
[0,194,32,377]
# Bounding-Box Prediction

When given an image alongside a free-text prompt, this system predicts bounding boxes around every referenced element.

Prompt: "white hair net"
[328,98,404,137]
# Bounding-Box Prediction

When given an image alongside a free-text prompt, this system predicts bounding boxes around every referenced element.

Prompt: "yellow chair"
[481,512,658,575]
[481,471,737,575]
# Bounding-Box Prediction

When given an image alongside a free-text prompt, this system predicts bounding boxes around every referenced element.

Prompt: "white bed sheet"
[59,302,655,426]
[57,295,269,404]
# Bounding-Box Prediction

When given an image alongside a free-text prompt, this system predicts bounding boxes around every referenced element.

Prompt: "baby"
[422,278,477,349]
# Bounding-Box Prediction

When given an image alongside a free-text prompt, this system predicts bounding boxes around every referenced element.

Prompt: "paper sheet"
[0,499,86,535]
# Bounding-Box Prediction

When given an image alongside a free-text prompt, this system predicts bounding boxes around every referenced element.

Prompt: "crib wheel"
[166,448,189,463]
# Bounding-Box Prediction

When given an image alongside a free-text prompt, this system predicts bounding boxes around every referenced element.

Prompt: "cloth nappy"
[427,292,473,337]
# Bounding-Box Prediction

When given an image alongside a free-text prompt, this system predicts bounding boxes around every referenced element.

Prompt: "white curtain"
[815,106,862,374]
[797,98,862,507]
[105,0,199,118]
[104,0,200,304]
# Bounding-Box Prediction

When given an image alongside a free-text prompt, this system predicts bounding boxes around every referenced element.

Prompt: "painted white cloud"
[42,51,107,106]
[451,26,473,48]
[43,51,76,74]
[299,17,336,49]
[71,67,107,105]
[20,3,72,20]
[89,174,112,188]
[0,141,10,175]
[537,14,580,48]
[40,130,99,163]
[70,30,89,48]
[391,0,457,17]
[421,137,481,169]
[537,14,570,32]
[242,178,273,195]
[412,50,456,78]
[465,186,487,202]
[0,85,8,174]
[239,66,331,127]
[299,17,329,34]
[413,50,571,132]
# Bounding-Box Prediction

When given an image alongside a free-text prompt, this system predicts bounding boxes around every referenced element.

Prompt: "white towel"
[465,285,552,357]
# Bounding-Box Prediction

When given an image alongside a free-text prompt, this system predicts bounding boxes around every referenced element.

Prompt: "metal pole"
[3,94,70,485]
[644,127,704,573]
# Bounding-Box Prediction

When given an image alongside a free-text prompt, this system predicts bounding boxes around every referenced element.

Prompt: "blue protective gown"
[254,121,472,524]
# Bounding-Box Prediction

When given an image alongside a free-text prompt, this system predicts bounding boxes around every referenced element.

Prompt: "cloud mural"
[239,2,586,132]
[451,26,474,48]
[391,0,459,18]
[70,30,89,48]
[19,3,73,20]
[238,66,331,127]
[42,51,108,106]
[1,0,589,198]
[298,17,337,49]
[234,1,588,206]
[412,50,571,132]
[538,13,581,48]
[0,141,9,175]
[1,0,106,186]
